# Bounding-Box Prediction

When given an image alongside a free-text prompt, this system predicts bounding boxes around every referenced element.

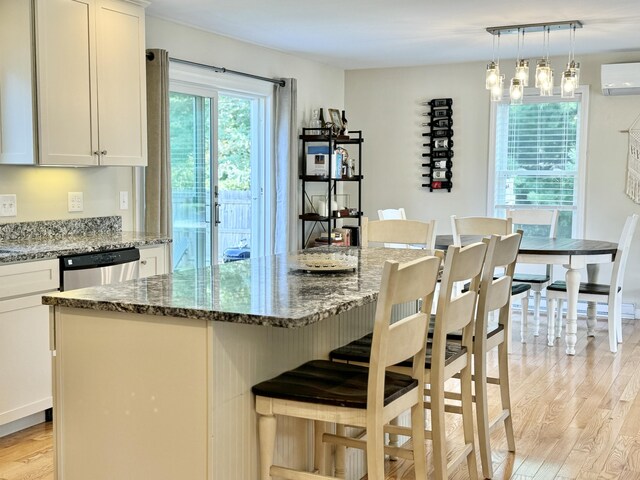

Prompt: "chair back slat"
[485,276,512,312]
[490,232,522,270]
[442,292,479,334]
[612,214,639,292]
[451,216,512,246]
[362,217,437,249]
[445,242,488,283]
[369,255,441,384]
[507,209,559,239]
[378,208,406,220]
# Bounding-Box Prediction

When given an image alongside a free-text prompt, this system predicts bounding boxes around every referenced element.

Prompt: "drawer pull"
[140,260,147,265]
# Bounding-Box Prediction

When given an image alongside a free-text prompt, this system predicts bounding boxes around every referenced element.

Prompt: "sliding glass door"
[169,87,267,270]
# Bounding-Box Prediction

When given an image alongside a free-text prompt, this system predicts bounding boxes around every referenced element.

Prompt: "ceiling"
[146,0,640,70]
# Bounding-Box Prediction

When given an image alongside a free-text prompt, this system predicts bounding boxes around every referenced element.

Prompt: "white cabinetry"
[0,259,59,429]
[139,244,170,278]
[0,0,36,165]
[35,0,148,166]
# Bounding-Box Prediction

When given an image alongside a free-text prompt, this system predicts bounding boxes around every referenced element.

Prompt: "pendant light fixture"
[561,23,580,98]
[485,21,582,101]
[514,30,529,86]
[486,32,501,90]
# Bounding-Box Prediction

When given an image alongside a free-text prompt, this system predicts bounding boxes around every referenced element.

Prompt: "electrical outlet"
[119,191,129,210]
[68,192,83,212]
[0,194,17,217]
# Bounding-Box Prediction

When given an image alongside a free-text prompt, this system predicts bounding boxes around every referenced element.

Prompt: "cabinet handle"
[93,151,100,156]
[101,150,108,156]
[140,260,147,265]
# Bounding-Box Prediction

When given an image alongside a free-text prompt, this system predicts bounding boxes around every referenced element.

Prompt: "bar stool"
[252,254,442,479]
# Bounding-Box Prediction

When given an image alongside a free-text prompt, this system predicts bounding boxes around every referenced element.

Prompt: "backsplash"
[0,216,122,241]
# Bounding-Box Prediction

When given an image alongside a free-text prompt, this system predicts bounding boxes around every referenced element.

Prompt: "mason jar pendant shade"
[486,62,500,90]
[561,69,577,98]
[491,75,505,102]
[510,78,524,104]
[535,58,553,94]
[515,59,530,86]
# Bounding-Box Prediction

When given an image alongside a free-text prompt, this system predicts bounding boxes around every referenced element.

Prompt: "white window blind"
[491,92,587,238]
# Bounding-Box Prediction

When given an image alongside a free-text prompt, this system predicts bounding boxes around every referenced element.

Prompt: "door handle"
[214,202,221,225]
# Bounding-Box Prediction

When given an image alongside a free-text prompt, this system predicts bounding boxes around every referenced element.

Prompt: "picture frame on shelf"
[328,108,343,132]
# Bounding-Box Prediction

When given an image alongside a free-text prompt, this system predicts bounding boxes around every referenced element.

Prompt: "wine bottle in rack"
[422,118,453,128]
[422,170,452,180]
[424,159,453,169]
[423,128,454,138]
[422,98,453,107]
[425,108,452,118]
[424,138,453,149]
[422,150,454,159]
[424,180,453,190]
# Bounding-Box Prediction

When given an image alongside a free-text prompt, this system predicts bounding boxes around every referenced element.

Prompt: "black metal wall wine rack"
[421,98,453,192]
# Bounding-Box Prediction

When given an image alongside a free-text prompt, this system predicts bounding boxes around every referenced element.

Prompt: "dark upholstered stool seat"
[547,281,620,296]
[462,282,531,296]
[513,273,550,284]
[251,359,417,409]
[329,333,467,369]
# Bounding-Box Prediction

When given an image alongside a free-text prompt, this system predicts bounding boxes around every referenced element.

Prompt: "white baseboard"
[0,411,46,438]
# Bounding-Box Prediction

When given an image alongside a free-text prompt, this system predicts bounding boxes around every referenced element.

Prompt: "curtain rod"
[146,52,285,87]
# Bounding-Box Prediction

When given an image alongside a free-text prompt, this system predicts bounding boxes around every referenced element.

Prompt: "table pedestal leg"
[565,267,580,355]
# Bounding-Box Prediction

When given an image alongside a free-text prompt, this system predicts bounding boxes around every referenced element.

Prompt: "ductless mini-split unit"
[601,62,640,96]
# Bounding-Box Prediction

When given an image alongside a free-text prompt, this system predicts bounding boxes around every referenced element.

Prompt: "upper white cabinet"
[0,0,37,165]
[36,0,148,166]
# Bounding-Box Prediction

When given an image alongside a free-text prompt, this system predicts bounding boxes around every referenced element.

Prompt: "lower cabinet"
[139,244,170,278]
[0,259,59,430]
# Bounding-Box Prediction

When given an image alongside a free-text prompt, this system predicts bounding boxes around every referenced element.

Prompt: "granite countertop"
[0,216,171,264]
[42,247,435,328]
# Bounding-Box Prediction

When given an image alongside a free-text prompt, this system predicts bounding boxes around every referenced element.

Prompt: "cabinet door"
[36,0,99,166]
[0,294,53,426]
[95,0,147,166]
[139,244,169,278]
[0,0,36,165]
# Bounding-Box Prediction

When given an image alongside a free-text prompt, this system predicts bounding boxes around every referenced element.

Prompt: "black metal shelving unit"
[299,128,364,248]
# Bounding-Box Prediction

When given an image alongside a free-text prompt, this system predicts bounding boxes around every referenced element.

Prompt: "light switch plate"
[119,191,129,210]
[68,192,83,212]
[0,194,17,217]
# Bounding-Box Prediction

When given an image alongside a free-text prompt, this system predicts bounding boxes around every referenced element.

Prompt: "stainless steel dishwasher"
[59,247,141,291]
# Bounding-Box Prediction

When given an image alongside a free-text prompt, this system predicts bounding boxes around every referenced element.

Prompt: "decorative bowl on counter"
[289,252,358,273]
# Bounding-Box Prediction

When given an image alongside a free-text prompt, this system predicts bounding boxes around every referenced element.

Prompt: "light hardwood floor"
[2,315,640,480]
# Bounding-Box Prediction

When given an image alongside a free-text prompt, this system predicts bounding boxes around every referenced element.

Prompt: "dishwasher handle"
[60,248,140,271]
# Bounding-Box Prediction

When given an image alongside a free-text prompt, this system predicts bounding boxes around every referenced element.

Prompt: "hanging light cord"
[516,28,521,62]
[545,26,550,62]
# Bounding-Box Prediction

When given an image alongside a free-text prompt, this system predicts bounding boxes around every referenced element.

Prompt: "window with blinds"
[491,93,586,238]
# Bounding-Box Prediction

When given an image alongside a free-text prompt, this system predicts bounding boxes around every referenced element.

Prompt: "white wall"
[345,52,640,307]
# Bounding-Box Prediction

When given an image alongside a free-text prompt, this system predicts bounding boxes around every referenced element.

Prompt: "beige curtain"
[273,78,298,254]
[145,49,172,241]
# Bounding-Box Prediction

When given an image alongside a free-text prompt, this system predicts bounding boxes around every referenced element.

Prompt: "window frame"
[487,85,590,237]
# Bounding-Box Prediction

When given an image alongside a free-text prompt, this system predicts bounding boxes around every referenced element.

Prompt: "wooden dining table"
[435,235,619,355]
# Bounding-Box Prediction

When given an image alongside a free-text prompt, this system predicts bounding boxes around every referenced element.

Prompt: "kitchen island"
[43,247,431,480]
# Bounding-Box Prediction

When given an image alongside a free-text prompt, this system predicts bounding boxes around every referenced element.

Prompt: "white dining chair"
[507,209,559,341]
[546,214,639,353]
[362,216,437,250]
[377,207,406,220]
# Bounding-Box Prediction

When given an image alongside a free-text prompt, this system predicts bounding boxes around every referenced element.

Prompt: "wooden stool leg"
[474,353,493,479]
[335,424,346,478]
[313,421,326,475]
[365,417,385,480]
[388,416,399,461]
[533,290,542,336]
[411,398,427,480]
[258,414,276,480]
[520,295,529,344]
[460,362,478,480]
[498,341,516,453]
[430,380,448,480]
